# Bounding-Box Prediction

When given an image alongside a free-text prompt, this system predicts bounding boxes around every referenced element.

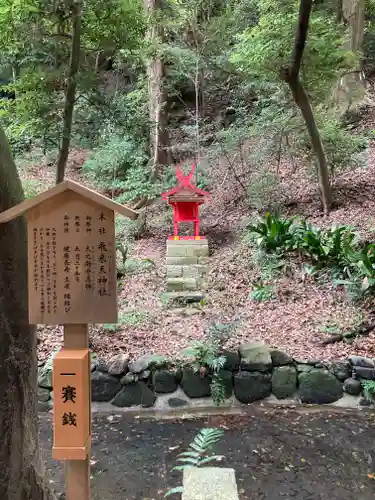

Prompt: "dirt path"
[40,408,375,500]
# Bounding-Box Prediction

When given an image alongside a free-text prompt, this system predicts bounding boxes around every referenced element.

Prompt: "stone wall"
[166,239,209,293]
[37,342,375,412]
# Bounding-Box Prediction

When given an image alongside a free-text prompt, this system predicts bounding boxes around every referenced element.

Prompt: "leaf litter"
[35,123,375,364]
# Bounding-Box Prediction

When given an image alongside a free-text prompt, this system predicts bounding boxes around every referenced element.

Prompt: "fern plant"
[180,322,237,405]
[362,380,375,400]
[180,341,226,406]
[165,428,225,498]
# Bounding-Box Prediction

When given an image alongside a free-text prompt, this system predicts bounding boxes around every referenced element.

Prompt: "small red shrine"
[162,163,210,240]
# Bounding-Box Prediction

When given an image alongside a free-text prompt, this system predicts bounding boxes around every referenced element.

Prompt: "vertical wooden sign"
[0,180,138,500]
[53,349,90,460]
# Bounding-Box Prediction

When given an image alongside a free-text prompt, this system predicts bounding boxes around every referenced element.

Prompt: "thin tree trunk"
[282,0,332,214]
[195,57,200,163]
[56,2,82,184]
[337,0,343,22]
[288,78,332,213]
[0,126,57,500]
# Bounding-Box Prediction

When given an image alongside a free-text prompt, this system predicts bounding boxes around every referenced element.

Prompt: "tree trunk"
[56,2,82,184]
[145,0,171,180]
[337,0,343,23]
[288,78,332,214]
[335,0,366,111]
[0,126,56,500]
[282,0,332,214]
[343,0,365,54]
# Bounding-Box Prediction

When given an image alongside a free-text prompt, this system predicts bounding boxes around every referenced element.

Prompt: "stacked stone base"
[166,239,209,293]
[37,344,375,412]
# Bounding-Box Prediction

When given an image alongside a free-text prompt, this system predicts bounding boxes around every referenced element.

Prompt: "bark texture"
[56,2,82,184]
[343,0,365,53]
[0,126,56,500]
[145,0,171,179]
[335,0,366,111]
[282,0,331,214]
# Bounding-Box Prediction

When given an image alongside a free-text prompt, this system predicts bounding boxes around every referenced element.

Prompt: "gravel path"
[40,407,375,500]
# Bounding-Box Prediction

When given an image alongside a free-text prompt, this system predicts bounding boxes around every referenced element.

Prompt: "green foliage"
[0,0,146,154]
[362,380,375,399]
[103,322,122,334]
[248,213,375,300]
[230,0,354,102]
[22,178,43,199]
[165,427,225,498]
[210,376,226,405]
[180,321,236,405]
[257,252,285,281]
[103,311,149,332]
[249,282,274,302]
[247,170,281,212]
[180,341,227,374]
[83,134,154,203]
[302,114,368,176]
[120,311,149,327]
[247,212,296,252]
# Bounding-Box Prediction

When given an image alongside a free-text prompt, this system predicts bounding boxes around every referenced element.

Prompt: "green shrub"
[247,213,375,300]
[179,322,236,406]
[247,170,281,212]
[22,179,43,199]
[302,116,368,176]
[362,380,375,400]
[247,212,296,252]
[83,134,155,203]
[291,222,358,268]
[249,282,274,302]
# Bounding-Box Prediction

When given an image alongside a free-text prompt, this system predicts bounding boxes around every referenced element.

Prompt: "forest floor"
[40,406,375,500]
[24,107,375,365]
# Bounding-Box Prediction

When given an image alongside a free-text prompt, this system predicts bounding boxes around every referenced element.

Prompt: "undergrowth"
[247,212,375,301]
[180,322,237,405]
[165,428,225,498]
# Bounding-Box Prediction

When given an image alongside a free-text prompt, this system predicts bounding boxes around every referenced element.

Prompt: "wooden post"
[63,324,91,500]
[0,181,138,500]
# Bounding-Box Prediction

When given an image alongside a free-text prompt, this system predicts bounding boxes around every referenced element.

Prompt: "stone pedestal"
[166,239,209,293]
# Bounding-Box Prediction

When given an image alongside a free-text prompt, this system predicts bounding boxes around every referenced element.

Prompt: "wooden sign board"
[27,190,117,324]
[53,349,90,460]
[0,180,138,325]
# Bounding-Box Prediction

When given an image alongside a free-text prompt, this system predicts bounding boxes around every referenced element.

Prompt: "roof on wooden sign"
[0,180,139,223]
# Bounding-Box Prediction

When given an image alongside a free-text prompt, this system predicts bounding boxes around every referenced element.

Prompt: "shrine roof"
[0,179,139,223]
[161,184,210,200]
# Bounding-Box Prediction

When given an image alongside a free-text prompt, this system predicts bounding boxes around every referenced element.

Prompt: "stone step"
[161,291,205,303]
[182,467,239,500]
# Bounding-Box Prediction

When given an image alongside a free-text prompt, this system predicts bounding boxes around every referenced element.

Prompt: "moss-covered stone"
[217,370,233,398]
[234,371,271,404]
[239,342,272,372]
[91,371,121,402]
[181,368,211,398]
[111,382,156,408]
[298,369,343,404]
[152,369,178,393]
[271,366,297,399]
[270,349,293,366]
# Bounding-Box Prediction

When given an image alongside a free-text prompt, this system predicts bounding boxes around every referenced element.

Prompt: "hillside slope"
[30,103,375,364]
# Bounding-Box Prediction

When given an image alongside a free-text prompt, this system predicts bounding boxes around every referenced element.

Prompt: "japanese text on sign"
[28,192,117,324]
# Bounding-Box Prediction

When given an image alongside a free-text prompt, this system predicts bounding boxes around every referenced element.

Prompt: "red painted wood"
[161,163,210,237]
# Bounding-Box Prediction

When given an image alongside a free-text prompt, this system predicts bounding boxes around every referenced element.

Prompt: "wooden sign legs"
[64,324,91,500]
